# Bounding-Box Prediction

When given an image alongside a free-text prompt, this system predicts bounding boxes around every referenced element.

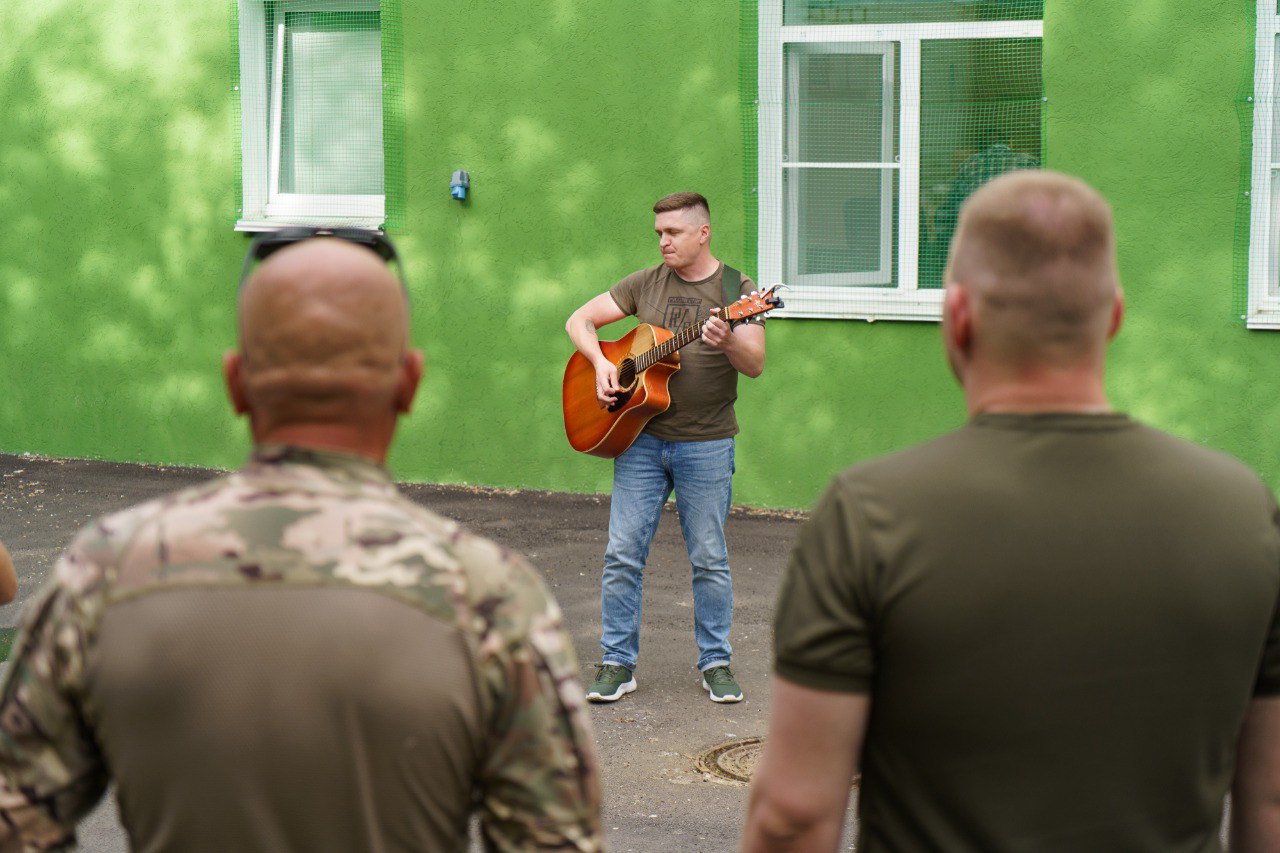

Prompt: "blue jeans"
[600,433,735,672]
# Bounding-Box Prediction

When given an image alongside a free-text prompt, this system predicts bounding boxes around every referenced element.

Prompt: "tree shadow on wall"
[1042,1,1280,484]
[0,1,246,468]
[389,0,775,494]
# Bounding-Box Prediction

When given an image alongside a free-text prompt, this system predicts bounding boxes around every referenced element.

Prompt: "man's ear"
[700,223,711,246]
[942,284,973,355]
[223,351,250,416]
[1106,288,1125,341]
[395,349,425,414]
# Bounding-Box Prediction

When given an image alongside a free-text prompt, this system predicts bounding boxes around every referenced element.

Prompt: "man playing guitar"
[564,192,766,704]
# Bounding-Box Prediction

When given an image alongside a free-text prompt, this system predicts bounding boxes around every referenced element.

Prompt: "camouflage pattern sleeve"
[0,527,111,851]
[462,541,603,851]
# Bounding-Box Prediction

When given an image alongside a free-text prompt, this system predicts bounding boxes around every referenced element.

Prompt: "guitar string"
[635,309,724,373]
[633,302,766,374]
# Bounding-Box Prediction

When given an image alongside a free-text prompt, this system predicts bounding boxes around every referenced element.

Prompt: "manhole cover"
[694,738,864,789]
[695,737,764,785]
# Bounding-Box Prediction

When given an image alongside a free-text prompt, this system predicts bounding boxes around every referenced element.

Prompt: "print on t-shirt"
[663,296,702,331]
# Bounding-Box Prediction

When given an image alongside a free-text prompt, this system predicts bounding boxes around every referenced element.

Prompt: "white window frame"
[236,0,385,232]
[1248,3,1280,328]
[784,41,897,289]
[759,12,1044,321]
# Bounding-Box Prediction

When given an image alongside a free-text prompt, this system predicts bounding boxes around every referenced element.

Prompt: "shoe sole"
[586,678,636,702]
[702,678,743,703]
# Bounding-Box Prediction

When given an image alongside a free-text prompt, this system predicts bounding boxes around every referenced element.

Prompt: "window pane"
[786,43,899,163]
[1271,166,1280,297]
[1273,34,1280,159]
[918,38,1042,288]
[785,168,897,284]
[784,0,1043,26]
[280,11,383,195]
[1271,35,1280,297]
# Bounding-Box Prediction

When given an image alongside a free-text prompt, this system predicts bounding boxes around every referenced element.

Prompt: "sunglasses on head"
[239,227,406,289]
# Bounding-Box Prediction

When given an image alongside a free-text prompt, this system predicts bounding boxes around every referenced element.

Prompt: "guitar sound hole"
[608,358,638,412]
[617,358,636,390]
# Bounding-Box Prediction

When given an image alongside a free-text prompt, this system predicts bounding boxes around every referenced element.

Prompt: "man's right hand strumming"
[566,292,630,408]
[594,358,621,407]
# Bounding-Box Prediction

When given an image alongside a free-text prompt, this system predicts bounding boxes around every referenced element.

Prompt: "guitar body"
[563,324,680,459]
[562,284,784,459]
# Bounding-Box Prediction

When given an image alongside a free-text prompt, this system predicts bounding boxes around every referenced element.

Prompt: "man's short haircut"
[653,192,710,224]
[945,170,1119,364]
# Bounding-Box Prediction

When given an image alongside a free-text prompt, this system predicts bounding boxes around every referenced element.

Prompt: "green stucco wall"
[0,2,1273,509]
[1044,3,1280,483]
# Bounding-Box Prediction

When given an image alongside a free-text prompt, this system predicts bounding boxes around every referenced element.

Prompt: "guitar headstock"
[724,284,786,322]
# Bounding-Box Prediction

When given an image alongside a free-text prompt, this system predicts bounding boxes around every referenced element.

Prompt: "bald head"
[234,239,413,431]
[945,170,1120,366]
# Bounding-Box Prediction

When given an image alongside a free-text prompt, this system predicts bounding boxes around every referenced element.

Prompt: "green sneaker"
[702,665,744,703]
[586,664,636,702]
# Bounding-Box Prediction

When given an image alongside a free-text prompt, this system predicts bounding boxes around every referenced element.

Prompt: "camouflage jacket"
[0,445,602,852]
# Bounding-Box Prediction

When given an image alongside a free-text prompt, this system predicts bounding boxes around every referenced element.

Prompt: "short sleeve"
[608,270,645,317]
[1252,486,1280,696]
[774,478,875,693]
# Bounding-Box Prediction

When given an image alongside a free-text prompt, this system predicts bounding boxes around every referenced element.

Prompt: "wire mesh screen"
[747,0,1044,319]
[280,10,383,195]
[1235,56,1255,321]
[783,0,1043,24]
[919,37,1042,287]
[231,0,404,229]
[1240,9,1278,325]
[380,0,405,229]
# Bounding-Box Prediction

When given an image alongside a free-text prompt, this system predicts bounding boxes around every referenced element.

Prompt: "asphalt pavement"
[0,453,859,851]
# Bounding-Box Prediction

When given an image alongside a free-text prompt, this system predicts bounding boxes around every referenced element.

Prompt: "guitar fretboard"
[633,307,732,374]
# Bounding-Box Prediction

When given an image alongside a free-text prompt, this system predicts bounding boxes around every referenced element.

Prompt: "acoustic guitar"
[562,286,784,458]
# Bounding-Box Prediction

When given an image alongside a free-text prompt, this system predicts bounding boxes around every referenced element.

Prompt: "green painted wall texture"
[1044,3,1280,484]
[0,1,1274,509]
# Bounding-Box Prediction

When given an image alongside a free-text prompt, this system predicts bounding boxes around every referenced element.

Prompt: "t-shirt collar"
[248,444,394,487]
[669,260,722,286]
[970,411,1134,432]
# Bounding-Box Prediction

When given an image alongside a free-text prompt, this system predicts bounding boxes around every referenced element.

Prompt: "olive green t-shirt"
[775,413,1280,853]
[610,262,759,442]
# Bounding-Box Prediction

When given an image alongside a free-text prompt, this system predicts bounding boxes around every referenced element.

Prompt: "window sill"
[771,287,944,322]
[235,194,386,231]
[235,216,385,232]
[1245,309,1280,331]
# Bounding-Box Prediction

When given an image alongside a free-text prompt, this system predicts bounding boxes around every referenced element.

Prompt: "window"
[235,0,396,231]
[758,1,1044,320]
[1248,3,1280,328]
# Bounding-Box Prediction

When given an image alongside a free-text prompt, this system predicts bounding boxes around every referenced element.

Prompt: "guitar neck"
[634,308,730,374]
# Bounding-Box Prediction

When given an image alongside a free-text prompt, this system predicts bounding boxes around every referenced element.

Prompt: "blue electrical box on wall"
[451,170,470,201]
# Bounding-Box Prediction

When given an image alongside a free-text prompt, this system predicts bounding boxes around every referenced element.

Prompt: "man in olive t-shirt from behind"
[742,171,1280,852]
[565,192,766,704]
